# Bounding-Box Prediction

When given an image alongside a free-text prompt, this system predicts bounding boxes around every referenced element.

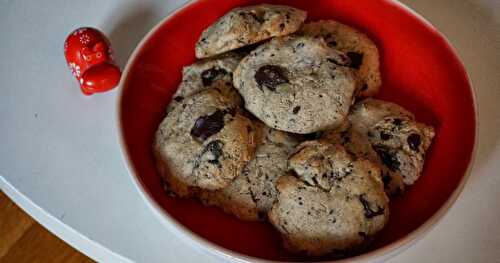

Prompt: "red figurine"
[64,27,121,95]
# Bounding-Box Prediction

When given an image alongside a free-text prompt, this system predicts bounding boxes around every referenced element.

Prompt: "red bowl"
[117,0,477,262]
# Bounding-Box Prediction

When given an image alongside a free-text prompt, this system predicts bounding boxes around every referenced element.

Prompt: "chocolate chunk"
[255,65,289,91]
[393,118,402,126]
[327,40,338,47]
[324,34,337,47]
[226,107,237,117]
[374,146,401,171]
[311,176,320,187]
[190,110,227,141]
[301,131,322,141]
[382,173,392,187]
[346,52,363,69]
[201,67,228,86]
[358,194,384,219]
[249,12,264,23]
[340,130,350,143]
[234,42,261,54]
[327,54,350,67]
[407,133,421,151]
[292,106,301,114]
[380,131,392,140]
[201,140,224,165]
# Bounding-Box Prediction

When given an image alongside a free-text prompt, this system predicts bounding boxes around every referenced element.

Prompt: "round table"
[1,0,500,262]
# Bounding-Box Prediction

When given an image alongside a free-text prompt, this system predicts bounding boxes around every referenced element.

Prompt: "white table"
[1,0,500,262]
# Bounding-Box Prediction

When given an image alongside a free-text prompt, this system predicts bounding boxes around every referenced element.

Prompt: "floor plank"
[0,191,35,258]
[0,191,94,263]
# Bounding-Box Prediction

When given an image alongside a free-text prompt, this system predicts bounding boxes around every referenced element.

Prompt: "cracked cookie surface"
[195,4,307,58]
[368,116,435,185]
[348,99,435,185]
[234,36,356,134]
[153,84,257,196]
[321,121,405,196]
[269,140,389,256]
[168,52,244,112]
[300,20,381,97]
[200,124,298,220]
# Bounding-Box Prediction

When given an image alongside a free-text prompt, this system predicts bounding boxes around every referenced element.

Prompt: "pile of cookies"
[153,4,435,257]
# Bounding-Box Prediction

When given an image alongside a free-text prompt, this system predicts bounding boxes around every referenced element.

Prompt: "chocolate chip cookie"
[269,140,389,256]
[368,116,435,185]
[195,4,307,58]
[234,36,357,134]
[322,121,405,195]
[153,84,257,196]
[300,20,382,97]
[349,99,435,185]
[169,52,244,112]
[348,98,414,135]
[199,124,298,220]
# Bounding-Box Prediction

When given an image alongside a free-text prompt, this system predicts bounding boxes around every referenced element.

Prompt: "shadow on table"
[400,0,500,180]
[101,2,160,69]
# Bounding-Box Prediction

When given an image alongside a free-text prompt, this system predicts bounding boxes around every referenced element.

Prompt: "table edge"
[0,175,133,263]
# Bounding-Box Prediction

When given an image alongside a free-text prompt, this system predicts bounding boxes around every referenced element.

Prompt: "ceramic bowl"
[117,0,477,261]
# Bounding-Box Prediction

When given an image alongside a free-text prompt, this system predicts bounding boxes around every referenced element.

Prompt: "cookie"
[200,124,298,220]
[368,116,435,185]
[321,121,405,195]
[153,84,257,195]
[300,20,381,97]
[269,140,389,256]
[234,36,357,134]
[195,4,307,58]
[349,99,435,185]
[170,52,244,109]
[348,98,414,135]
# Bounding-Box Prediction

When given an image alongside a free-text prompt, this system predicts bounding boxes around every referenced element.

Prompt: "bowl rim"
[115,0,479,262]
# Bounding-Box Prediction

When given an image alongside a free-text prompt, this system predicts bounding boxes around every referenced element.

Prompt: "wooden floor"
[0,190,94,263]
